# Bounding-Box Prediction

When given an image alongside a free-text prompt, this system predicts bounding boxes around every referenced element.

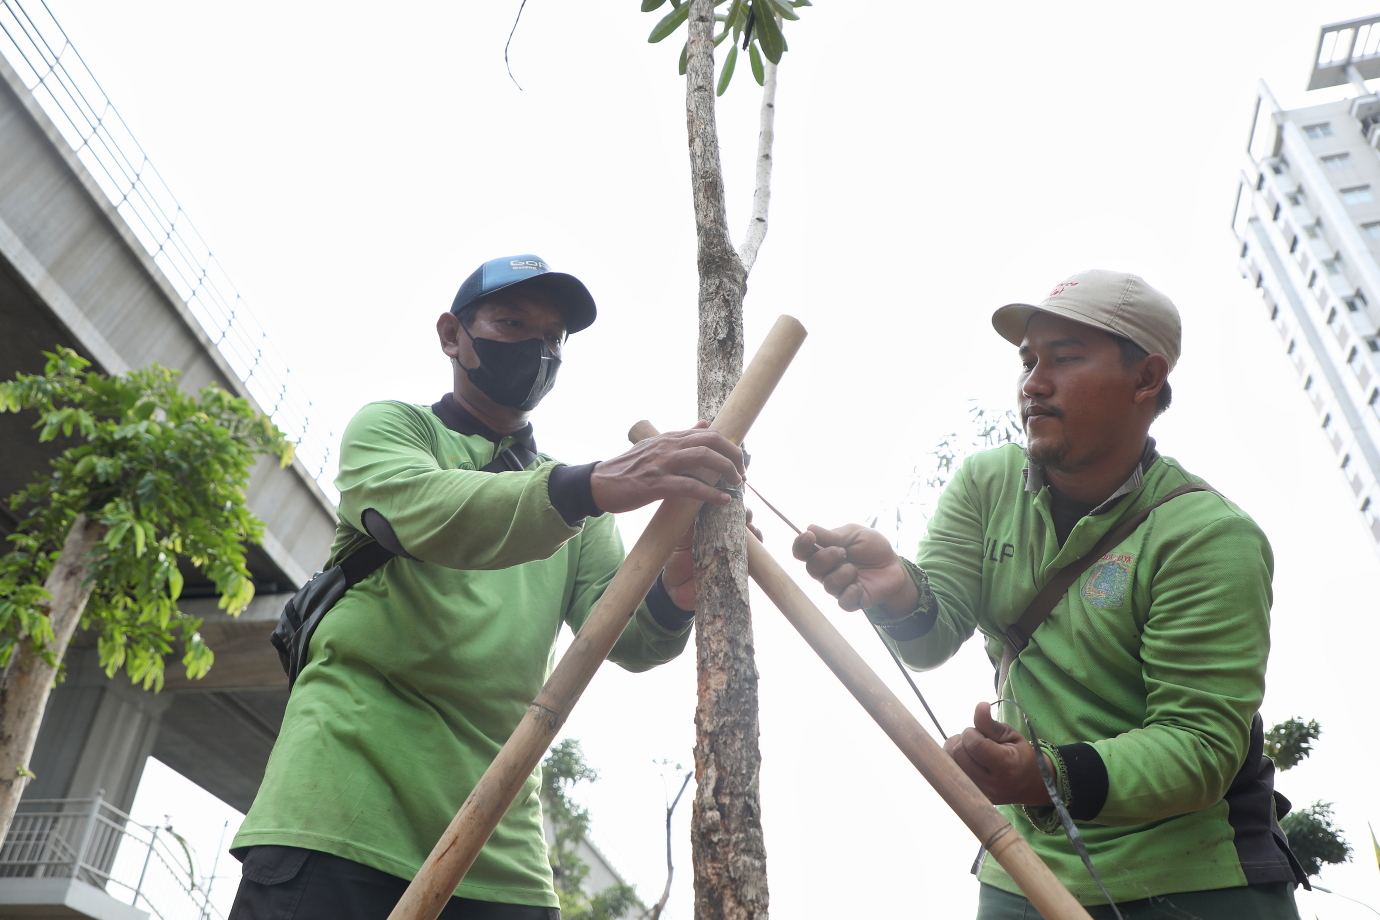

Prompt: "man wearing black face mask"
[229,255,746,920]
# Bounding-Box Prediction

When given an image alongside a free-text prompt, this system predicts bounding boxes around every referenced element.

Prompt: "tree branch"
[644,770,694,920]
[737,59,777,278]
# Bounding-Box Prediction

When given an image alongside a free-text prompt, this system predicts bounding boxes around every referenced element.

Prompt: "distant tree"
[641,760,693,920]
[541,739,643,920]
[1267,717,1352,880]
[868,403,1024,549]
[0,347,291,840]
[1265,717,1321,773]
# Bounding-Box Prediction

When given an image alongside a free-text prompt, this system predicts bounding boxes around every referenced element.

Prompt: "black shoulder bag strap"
[996,482,1216,693]
[272,440,543,687]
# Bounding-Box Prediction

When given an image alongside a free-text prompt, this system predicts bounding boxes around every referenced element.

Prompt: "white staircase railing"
[0,792,228,920]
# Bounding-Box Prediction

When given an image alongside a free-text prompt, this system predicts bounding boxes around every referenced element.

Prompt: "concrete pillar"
[24,647,170,820]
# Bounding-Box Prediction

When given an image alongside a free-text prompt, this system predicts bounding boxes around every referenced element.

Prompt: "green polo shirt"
[877,443,1298,904]
[233,400,693,907]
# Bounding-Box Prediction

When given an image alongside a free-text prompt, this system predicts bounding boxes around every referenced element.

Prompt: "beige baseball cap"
[991,270,1182,371]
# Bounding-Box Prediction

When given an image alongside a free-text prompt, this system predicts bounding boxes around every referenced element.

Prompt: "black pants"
[228,846,560,920]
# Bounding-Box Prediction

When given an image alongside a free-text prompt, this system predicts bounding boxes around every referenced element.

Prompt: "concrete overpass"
[0,0,337,828]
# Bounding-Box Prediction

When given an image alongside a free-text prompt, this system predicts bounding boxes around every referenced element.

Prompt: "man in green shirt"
[230,255,747,920]
[793,271,1306,919]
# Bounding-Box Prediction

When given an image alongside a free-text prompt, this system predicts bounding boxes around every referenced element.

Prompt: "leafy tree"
[0,346,291,838]
[1265,717,1321,773]
[644,0,810,97]
[1282,803,1352,879]
[541,739,643,920]
[1266,716,1352,880]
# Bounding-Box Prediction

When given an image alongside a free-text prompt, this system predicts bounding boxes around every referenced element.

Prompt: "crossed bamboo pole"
[627,422,1092,920]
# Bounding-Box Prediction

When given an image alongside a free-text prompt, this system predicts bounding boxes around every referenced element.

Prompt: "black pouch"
[269,443,539,689]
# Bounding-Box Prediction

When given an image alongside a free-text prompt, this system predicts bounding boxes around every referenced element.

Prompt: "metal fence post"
[70,788,105,882]
[131,824,157,909]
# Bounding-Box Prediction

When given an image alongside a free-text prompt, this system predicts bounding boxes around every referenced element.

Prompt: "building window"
[1342,185,1375,204]
[1290,234,1300,253]
[1272,158,1290,174]
[1365,222,1380,240]
[1349,346,1360,368]
[1273,202,1283,220]
[1257,173,1266,190]
[1356,290,1370,308]
[1241,241,1249,258]
[1327,306,1338,325]
[1323,153,1353,170]
[1368,337,1380,352]
[1305,123,1335,138]
[1287,192,1303,206]
[1348,298,1363,312]
[1310,270,1319,288]
[1324,256,1344,275]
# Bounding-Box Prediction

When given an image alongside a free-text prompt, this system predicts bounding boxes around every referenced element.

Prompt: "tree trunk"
[0,514,106,840]
[685,2,769,919]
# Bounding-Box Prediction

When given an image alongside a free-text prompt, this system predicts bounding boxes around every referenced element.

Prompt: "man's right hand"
[590,420,746,514]
[791,524,919,617]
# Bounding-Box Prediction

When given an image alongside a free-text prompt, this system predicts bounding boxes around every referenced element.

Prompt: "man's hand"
[943,702,1053,807]
[590,420,745,514]
[662,508,763,610]
[790,523,919,616]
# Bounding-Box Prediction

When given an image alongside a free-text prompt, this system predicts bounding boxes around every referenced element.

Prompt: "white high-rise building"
[1233,14,1380,555]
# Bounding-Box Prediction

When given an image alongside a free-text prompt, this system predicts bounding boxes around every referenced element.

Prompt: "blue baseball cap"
[450,254,597,334]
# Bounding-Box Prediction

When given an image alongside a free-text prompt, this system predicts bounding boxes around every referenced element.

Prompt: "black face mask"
[457,324,561,411]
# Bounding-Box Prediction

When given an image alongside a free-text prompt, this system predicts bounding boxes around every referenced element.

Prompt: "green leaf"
[716,44,737,96]
[168,567,183,601]
[648,2,690,43]
[679,41,688,75]
[754,5,786,63]
[749,42,764,84]
[640,0,668,10]
[764,0,799,19]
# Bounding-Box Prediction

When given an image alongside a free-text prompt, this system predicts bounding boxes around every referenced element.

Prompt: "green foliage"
[0,347,292,690]
[541,739,643,920]
[1282,802,1352,878]
[643,0,812,95]
[1265,717,1322,773]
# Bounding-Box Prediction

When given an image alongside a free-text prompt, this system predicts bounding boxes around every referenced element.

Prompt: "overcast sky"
[35,1,1380,917]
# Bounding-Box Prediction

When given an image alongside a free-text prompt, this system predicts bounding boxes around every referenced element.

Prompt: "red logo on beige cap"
[1048,281,1079,298]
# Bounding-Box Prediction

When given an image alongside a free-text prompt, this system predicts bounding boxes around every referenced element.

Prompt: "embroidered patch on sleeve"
[1082,552,1135,608]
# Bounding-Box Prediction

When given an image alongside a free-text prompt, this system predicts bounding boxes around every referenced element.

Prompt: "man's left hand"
[662,508,763,611]
[943,702,1053,807]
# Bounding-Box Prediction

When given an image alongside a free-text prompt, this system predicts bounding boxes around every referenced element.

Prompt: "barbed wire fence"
[0,0,336,489]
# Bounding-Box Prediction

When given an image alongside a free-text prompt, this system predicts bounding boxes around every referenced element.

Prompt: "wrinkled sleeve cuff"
[645,574,695,632]
[548,462,605,526]
[865,559,941,641]
[1057,742,1109,821]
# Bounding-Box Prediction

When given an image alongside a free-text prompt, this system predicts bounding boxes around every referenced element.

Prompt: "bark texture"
[0,513,106,839]
[686,2,768,919]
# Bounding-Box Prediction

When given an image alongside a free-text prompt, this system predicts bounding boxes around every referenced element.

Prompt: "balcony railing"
[0,792,228,920]
[0,0,336,489]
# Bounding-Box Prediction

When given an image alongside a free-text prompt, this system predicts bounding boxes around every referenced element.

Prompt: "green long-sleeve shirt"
[876,443,1299,904]
[233,400,694,907]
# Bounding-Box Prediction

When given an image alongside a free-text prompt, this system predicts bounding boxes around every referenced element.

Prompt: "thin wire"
[504,0,528,91]
[744,478,947,739]
[994,697,1123,920]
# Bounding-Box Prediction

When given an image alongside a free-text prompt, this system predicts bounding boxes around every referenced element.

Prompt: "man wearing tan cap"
[793,271,1306,918]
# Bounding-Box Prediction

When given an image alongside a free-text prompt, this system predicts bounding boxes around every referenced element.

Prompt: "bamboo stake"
[744,536,1093,920]
[626,423,1092,920]
[387,315,807,920]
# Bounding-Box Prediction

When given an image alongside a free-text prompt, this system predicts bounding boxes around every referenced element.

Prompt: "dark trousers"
[976,881,1300,920]
[228,846,560,920]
